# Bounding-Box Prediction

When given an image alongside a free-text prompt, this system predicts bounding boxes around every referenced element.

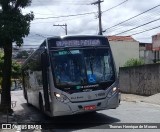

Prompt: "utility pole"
[92,0,104,35]
[53,23,67,35]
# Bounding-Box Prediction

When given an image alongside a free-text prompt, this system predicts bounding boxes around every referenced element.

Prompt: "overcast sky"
[20,0,160,49]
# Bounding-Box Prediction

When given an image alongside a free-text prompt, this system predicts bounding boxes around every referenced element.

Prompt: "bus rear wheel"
[26,94,31,106]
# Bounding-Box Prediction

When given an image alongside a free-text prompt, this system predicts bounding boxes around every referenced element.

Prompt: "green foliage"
[0,0,34,46]
[16,50,29,59]
[12,60,21,78]
[123,58,144,67]
[0,50,4,77]
[0,0,33,111]
[0,50,21,78]
[0,51,3,74]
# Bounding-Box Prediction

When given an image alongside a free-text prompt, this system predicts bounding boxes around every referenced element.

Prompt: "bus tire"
[39,94,44,112]
[88,111,97,115]
[26,93,31,106]
[84,111,97,115]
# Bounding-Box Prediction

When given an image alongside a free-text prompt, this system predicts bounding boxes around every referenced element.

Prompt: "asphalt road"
[1,90,160,132]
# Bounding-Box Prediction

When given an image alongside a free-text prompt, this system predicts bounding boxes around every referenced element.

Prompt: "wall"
[139,43,153,64]
[139,50,153,64]
[152,34,160,49]
[119,63,160,96]
[109,41,139,72]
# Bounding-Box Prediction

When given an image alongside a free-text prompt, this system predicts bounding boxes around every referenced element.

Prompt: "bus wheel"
[84,111,97,116]
[26,94,31,106]
[88,111,97,115]
[39,94,44,112]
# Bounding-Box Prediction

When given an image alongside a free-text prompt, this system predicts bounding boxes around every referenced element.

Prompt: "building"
[139,42,153,64]
[107,36,139,72]
[152,33,160,62]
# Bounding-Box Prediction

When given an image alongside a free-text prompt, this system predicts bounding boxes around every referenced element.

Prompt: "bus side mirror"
[41,52,49,68]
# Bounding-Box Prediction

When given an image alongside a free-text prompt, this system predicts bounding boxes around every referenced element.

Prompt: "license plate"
[84,105,96,110]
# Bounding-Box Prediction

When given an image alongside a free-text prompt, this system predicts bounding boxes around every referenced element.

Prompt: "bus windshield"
[52,50,86,86]
[51,48,115,87]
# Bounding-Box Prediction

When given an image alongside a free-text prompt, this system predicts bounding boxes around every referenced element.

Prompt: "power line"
[34,0,129,20]
[32,0,95,20]
[33,0,94,5]
[114,17,160,35]
[106,9,160,33]
[102,0,128,13]
[103,4,160,32]
[30,32,53,37]
[130,25,160,36]
[29,27,156,44]
[31,12,96,24]
[104,10,160,33]
[34,11,96,20]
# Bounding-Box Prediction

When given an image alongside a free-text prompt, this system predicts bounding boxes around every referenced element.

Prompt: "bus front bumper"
[52,92,120,117]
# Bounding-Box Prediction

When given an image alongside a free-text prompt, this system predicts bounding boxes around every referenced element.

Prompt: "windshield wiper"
[89,56,94,74]
[89,48,97,75]
[103,61,106,80]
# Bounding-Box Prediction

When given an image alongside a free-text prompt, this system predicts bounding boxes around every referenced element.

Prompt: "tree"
[0,50,21,78]
[15,50,29,59]
[123,58,144,67]
[0,50,21,91]
[0,50,4,76]
[12,60,21,79]
[0,0,34,112]
[0,50,4,92]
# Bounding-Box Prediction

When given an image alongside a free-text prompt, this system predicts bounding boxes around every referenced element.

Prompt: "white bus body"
[22,35,120,117]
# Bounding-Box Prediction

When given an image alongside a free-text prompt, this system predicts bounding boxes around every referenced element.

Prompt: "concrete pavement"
[121,93,160,105]
[1,91,160,132]
[1,91,160,123]
[141,93,160,105]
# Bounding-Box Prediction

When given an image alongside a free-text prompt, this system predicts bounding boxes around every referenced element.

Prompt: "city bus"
[22,35,120,117]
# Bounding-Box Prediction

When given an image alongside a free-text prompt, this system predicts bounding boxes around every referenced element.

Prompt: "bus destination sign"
[56,39,101,47]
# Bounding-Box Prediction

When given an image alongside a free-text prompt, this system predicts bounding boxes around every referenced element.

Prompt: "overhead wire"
[34,11,96,20]
[114,17,160,35]
[103,4,160,32]
[106,9,160,33]
[33,0,129,20]
[102,0,128,13]
[25,1,160,45]
[130,25,160,36]
[33,0,93,5]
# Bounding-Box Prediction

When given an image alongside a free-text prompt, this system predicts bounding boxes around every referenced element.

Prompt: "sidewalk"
[121,93,160,105]
[121,93,147,102]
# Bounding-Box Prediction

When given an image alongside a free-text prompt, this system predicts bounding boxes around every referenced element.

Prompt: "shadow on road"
[13,103,120,131]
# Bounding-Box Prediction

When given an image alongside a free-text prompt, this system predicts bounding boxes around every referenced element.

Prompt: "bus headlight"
[55,93,61,98]
[54,92,69,103]
[113,87,117,92]
[107,87,117,98]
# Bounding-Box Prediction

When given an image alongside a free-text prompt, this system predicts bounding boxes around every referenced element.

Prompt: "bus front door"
[41,52,50,111]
